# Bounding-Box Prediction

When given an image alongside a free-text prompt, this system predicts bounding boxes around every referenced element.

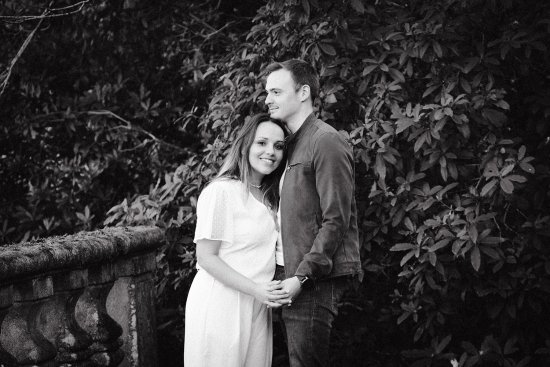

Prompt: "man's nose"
[265,92,272,104]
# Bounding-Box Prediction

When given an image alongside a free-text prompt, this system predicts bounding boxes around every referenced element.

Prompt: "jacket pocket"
[286,160,313,175]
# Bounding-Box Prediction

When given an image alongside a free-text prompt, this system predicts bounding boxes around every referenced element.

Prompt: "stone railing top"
[0,226,165,283]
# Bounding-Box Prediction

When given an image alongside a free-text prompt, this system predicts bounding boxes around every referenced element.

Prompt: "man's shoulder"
[310,119,348,144]
[312,118,338,134]
[307,119,339,142]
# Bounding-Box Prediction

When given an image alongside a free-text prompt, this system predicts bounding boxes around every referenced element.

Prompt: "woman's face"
[248,121,285,183]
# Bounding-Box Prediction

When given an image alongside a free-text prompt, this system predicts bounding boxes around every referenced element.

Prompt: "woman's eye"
[256,141,266,145]
[275,143,284,150]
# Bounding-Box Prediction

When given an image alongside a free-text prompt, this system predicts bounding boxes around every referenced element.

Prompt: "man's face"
[265,69,302,123]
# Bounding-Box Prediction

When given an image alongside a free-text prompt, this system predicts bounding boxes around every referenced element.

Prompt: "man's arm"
[295,131,355,279]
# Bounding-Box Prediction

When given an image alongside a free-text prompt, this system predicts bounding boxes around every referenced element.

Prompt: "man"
[264,59,362,367]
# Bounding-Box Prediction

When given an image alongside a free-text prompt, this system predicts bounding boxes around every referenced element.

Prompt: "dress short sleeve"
[194,181,234,244]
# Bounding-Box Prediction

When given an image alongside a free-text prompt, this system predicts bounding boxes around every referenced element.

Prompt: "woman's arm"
[196,239,289,307]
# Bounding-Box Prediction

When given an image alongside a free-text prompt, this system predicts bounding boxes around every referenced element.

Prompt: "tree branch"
[88,110,189,155]
[0,10,45,98]
[0,1,91,98]
[0,1,90,22]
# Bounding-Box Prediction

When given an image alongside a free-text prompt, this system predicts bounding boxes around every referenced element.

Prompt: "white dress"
[184,179,278,367]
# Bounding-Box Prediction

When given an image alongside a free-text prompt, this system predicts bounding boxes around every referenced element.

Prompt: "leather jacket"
[280,113,362,281]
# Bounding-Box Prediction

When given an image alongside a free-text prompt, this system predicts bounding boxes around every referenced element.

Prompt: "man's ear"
[299,85,311,102]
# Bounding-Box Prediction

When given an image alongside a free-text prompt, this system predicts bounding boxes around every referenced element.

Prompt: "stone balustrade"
[0,226,165,367]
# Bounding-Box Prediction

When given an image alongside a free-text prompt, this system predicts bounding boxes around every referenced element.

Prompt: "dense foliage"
[2,0,550,366]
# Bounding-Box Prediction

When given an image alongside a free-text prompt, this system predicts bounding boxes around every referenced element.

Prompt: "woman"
[184,113,290,367]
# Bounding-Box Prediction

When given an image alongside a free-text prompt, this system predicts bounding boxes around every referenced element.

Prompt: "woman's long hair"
[216,113,287,210]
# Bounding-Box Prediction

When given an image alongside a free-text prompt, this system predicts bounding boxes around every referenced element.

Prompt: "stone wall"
[0,226,165,367]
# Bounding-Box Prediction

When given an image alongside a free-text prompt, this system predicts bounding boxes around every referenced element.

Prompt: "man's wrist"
[295,275,313,289]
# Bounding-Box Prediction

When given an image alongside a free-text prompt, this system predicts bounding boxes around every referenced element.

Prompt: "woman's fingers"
[268,293,292,303]
[267,280,283,290]
[267,289,289,298]
[266,301,283,308]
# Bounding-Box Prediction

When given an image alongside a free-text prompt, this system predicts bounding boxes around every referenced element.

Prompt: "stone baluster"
[0,226,165,367]
[0,277,57,366]
[36,269,94,365]
[75,263,123,367]
[0,285,17,366]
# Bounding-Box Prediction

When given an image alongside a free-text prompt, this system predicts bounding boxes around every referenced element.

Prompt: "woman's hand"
[254,280,289,308]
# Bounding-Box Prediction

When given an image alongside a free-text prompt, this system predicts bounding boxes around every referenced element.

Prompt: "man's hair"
[265,59,320,102]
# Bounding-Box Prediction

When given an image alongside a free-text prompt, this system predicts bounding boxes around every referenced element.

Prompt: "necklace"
[249,183,262,189]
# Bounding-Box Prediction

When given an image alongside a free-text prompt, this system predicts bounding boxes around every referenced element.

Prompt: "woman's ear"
[299,85,311,102]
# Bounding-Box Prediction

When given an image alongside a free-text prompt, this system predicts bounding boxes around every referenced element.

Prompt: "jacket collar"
[285,112,316,146]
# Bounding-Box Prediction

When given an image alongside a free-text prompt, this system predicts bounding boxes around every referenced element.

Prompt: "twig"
[0,10,45,98]
[15,109,189,154]
[0,1,90,97]
[88,110,132,127]
[88,110,189,154]
[203,21,235,41]
[189,13,217,32]
[0,0,89,22]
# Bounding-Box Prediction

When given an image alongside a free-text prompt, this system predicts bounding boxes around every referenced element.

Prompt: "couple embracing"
[184,59,362,367]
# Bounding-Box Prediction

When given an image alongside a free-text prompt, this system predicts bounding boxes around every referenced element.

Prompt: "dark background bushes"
[1,0,549,366]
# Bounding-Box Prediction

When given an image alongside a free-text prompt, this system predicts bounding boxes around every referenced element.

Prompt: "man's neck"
[286,107,314,134]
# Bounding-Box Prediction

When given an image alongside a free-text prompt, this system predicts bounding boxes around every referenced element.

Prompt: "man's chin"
[269,112,283,121]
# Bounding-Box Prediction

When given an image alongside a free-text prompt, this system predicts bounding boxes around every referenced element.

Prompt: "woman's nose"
[265,144,275,155]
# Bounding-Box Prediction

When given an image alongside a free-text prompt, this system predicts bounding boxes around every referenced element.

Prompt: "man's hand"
[280,276,302,305]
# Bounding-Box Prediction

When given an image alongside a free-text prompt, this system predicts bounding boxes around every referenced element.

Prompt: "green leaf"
[471,246,481,271]
[480,246,501,259]
[500,164,514,176]
[519,161,535,173]
[518,145,526,160]
[350,0,365,13]
[404,217,414,231]
[436,335,452,354]
[500,177,514,194]
[362,64,378,75]
[422,85,439,98]
[396,117,415,134]
[325,93,337,103]
[507,174,527,183]
[481,179,498,196]
[375,154,386,180]
[468,225,478,243]
[318,42,336,56]
[429,238,451,252]
[483,162,499,177]
[389,68,405,83]
[397,311,411,325]
[483,108,507,127]
[414,132,427,152]
[301,0,310,16]
[390,242,416,251]
[400,250,416,266]
[432,42,443,58]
